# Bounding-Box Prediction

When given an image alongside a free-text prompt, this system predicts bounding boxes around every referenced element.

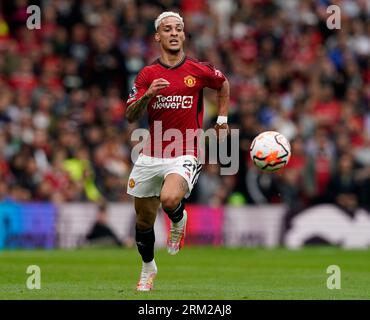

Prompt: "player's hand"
[214,123,229,142]
[146,78,170,98]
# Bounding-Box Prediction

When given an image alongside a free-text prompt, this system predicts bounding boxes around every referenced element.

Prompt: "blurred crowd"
[0,0,370,213]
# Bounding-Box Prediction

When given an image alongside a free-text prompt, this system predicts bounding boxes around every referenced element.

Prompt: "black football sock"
[163,201,184,223]
[135,226,155,263]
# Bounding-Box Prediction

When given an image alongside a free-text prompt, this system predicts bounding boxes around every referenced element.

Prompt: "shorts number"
[182,160,197,174]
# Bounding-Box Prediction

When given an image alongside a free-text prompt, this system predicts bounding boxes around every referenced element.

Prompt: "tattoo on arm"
[180,179,189,194]
[126,93,152,123]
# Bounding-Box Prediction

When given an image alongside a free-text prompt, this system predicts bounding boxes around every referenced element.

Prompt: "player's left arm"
[214,78,230,141]
[200,62,230,141]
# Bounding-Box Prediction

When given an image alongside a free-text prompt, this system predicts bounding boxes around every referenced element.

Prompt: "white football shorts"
[127,154,202,198]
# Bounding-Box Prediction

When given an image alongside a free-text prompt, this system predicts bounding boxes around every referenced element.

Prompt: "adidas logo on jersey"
[152,95,193,110]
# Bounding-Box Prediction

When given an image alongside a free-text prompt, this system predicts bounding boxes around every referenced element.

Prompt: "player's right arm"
[125,76,170,123]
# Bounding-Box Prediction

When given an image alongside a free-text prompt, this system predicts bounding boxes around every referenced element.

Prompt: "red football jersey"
[126,56,226,158]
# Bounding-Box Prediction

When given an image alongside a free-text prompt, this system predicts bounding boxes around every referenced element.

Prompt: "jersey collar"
[157,54,187,70]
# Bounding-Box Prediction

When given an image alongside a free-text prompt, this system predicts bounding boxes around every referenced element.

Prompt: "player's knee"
[160,194,181,211]
[136,218,154,231]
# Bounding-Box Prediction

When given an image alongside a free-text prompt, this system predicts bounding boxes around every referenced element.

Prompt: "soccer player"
[125,11,229,291]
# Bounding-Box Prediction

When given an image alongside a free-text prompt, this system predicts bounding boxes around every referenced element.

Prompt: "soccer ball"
[250,131,291,172]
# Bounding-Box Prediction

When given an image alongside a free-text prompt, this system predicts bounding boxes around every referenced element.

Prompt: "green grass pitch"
[0,247,369,300]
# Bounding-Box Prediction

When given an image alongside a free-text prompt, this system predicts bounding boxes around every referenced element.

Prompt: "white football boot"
[167,210,187,255]
[136,260,157,291]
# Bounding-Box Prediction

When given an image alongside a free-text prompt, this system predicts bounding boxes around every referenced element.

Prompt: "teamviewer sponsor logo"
[152,95,193,109]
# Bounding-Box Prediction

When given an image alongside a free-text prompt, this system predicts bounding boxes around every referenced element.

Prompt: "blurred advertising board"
[0,201,56,249]
[58,203,223,248]
[224,205,286,247]
[164,205,224,246]
[15,202,369,249]
[57,203,167,248]
[283,204,370,249]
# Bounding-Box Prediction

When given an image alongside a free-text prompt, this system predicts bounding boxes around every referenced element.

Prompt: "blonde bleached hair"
[154,11,184,31]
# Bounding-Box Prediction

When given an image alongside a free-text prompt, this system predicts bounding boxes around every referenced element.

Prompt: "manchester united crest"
[184,75,196,87]
[128,178,135,188]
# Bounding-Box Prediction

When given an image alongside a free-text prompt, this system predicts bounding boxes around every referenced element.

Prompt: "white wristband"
[216,116,228,125]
